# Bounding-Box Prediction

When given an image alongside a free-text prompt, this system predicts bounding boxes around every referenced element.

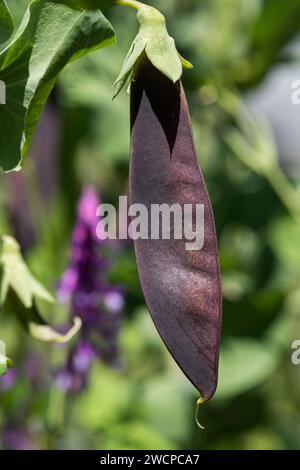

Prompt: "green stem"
[267,166,300,224]
[46,383,67,433]
[114,0,144,11]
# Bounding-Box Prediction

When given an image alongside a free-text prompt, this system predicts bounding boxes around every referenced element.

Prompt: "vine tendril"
[195,397,206,430]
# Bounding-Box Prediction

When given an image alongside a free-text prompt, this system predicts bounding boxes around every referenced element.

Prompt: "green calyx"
[137,4,165,29]
[113,3,192,98]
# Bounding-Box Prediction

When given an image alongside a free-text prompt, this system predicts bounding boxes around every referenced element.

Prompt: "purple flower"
[72,340,95,374]
[0,369,16,391]
[2,429,36,450]
[56,341,95,393]
[103,291,125,313]
[56,187,124,393]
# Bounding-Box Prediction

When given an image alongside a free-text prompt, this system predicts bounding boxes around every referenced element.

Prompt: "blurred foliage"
[1,0,300,450]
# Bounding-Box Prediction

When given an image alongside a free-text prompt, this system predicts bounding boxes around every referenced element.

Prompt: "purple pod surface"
[129,60,222,401]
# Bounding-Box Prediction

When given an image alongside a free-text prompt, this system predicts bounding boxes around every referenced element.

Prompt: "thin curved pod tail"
[130,60,222,402]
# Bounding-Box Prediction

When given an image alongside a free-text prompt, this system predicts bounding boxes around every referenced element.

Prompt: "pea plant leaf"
[0,236,54,308]
[0,235,81,344]
[52,0,114,9]
[113,4,192,98]
[0,0,14,45]
[0,0,116,172]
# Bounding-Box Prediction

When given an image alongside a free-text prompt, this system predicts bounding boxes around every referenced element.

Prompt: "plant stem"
[267,166,300,224]
[114,0,144,11]
[46,383,66,432]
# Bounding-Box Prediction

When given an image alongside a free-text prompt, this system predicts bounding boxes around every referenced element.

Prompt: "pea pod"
[130,60,222,402]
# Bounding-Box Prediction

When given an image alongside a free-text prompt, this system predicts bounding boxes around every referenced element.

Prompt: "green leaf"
[75,363,132,430]
[113,4,192,97]
[0,235,54,308]
[142,374,192,443]
[0,0,14,44]
[103,421,176,451]
[268,217,300,275]
[0,0,116,172]
[216,338,280,400]
[0,235,81,344]
[52,0,114,9]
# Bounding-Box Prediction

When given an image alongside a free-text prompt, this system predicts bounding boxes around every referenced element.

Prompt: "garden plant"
[1,0,300,451]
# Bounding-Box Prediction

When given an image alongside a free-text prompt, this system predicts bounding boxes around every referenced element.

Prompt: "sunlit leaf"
[0,0,116,171]
[0,235,54,308]
[52,0,114,9]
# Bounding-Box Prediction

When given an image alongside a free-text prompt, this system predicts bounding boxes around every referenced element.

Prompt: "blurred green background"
[1,0,300,450]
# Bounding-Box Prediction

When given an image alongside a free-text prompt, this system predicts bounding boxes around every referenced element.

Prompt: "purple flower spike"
[0,369,16,391]
[55,341,95,393]
[78,187,100,230]
[103,290,125,314]
[72,341,94,374]
[2,429,36,450]
[56,187,125,393]
[57,266,78,303]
